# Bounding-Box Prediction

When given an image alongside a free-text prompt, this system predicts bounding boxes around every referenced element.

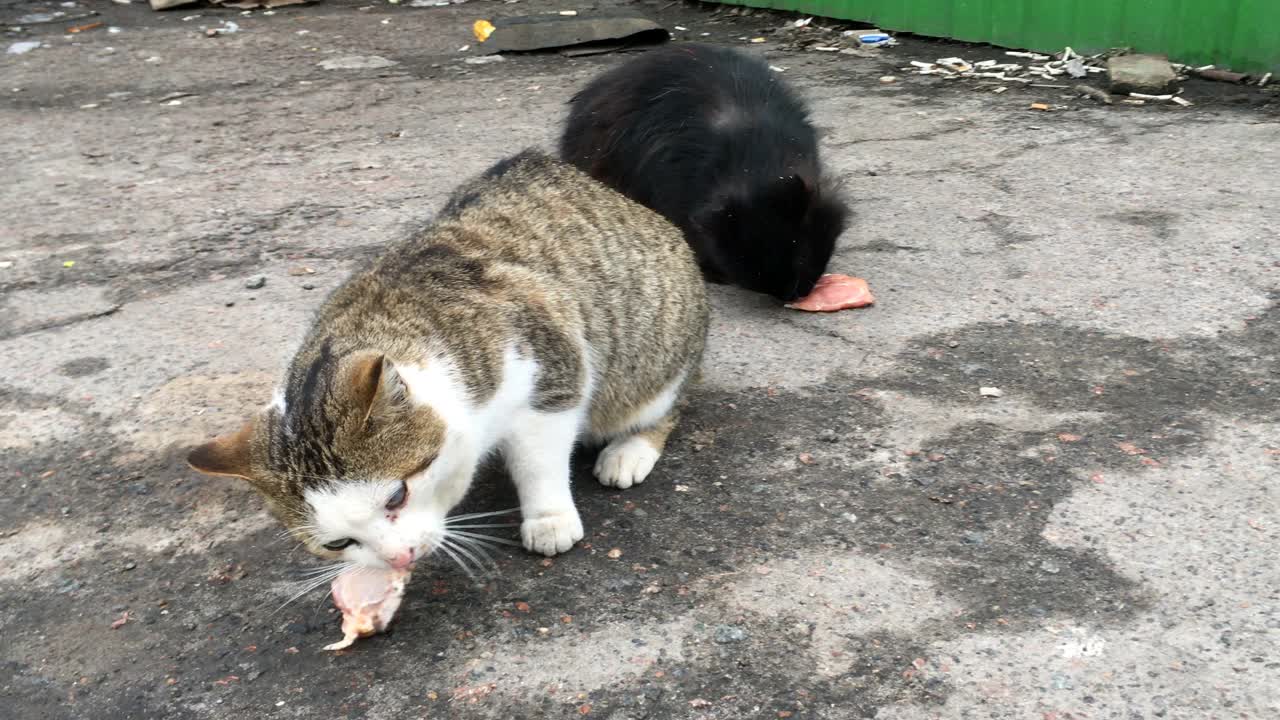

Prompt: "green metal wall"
[714,0,1280,72]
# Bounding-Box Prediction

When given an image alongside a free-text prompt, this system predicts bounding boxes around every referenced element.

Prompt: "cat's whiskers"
[444,522,521,530]
[436,528,521,582]
[434,540,480,582]
[274,562,354,613]
[296,562,350,578]
[447,529,522,548]
[445,508,520,523]
[448,535,497,568]
[441,536,493,574]
[284,566,349,590]
[315,586,335,614]
[271,524,316,546]
[276,576,342,613]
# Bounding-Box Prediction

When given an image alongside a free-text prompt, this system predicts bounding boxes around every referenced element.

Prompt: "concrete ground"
[2,0,1278,718]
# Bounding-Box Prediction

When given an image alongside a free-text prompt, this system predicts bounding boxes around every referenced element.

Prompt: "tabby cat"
[188,150,708,570]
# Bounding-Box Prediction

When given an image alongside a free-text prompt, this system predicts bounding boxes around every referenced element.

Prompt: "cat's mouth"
[386,546,417,570]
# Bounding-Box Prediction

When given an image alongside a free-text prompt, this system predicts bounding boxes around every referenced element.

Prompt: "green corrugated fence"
[711,0,1280,72]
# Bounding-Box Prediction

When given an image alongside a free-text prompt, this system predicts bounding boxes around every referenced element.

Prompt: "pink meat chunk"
[323,568,410,651]
[785,274,875,313]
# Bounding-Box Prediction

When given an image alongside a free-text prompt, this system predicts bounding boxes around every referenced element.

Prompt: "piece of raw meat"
[323,568,410,651]
[784,274,875,313]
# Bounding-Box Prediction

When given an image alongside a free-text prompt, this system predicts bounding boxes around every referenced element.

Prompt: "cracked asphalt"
[2,1,1278,718]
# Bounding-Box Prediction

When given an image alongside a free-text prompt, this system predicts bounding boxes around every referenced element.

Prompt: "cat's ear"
[188,421,255,480]
[348,351,409,425]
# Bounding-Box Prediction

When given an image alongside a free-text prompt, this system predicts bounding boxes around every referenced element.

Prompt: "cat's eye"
[323,538,356,551]
[385,481,409,511]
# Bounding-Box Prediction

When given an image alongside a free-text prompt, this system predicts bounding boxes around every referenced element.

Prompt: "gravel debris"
[713,625,748,644]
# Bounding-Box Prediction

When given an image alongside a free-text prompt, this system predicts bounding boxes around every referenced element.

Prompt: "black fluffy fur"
[560,43,849,302]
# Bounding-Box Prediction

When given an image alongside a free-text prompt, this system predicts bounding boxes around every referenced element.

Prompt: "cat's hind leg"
[594,411,677,490]
[503,409,585,556]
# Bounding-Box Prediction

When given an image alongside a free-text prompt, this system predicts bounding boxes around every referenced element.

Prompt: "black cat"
[560,43,849,302]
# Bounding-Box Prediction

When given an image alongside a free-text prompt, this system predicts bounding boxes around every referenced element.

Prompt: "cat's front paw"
[594,436,660,490]
[521,509,584,557]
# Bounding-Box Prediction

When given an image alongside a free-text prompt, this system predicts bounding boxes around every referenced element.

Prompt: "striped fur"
[188,150,708,565]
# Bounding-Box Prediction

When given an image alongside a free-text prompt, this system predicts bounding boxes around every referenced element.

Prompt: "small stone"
[318,55,399,71]
[1039,559,1061,574]
[979,386,1004,398]
[1107,54,1177,94]
[603,577,636,592]
[713,625,747,644]
[879,75,897,84]
[7,41,41,56]
[123,561,137,571]
[244,275,266,290]
[797,452,815,465]
[607,548,622,559]
[946,340,959,348]
[1050,673,1073,690]
[464,55,504,65]
[818,429,839,443]
[301,283,315,290]
[962,531,986,546]
[841,512,858,524]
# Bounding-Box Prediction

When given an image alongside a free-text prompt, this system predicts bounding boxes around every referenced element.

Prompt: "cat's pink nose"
[387,548,415,570]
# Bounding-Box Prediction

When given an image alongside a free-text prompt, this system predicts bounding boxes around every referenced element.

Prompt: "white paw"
[594,436,661,490]
[521,509,584,557]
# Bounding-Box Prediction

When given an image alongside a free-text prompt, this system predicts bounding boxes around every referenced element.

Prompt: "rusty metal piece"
[1192,68,1251,84]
